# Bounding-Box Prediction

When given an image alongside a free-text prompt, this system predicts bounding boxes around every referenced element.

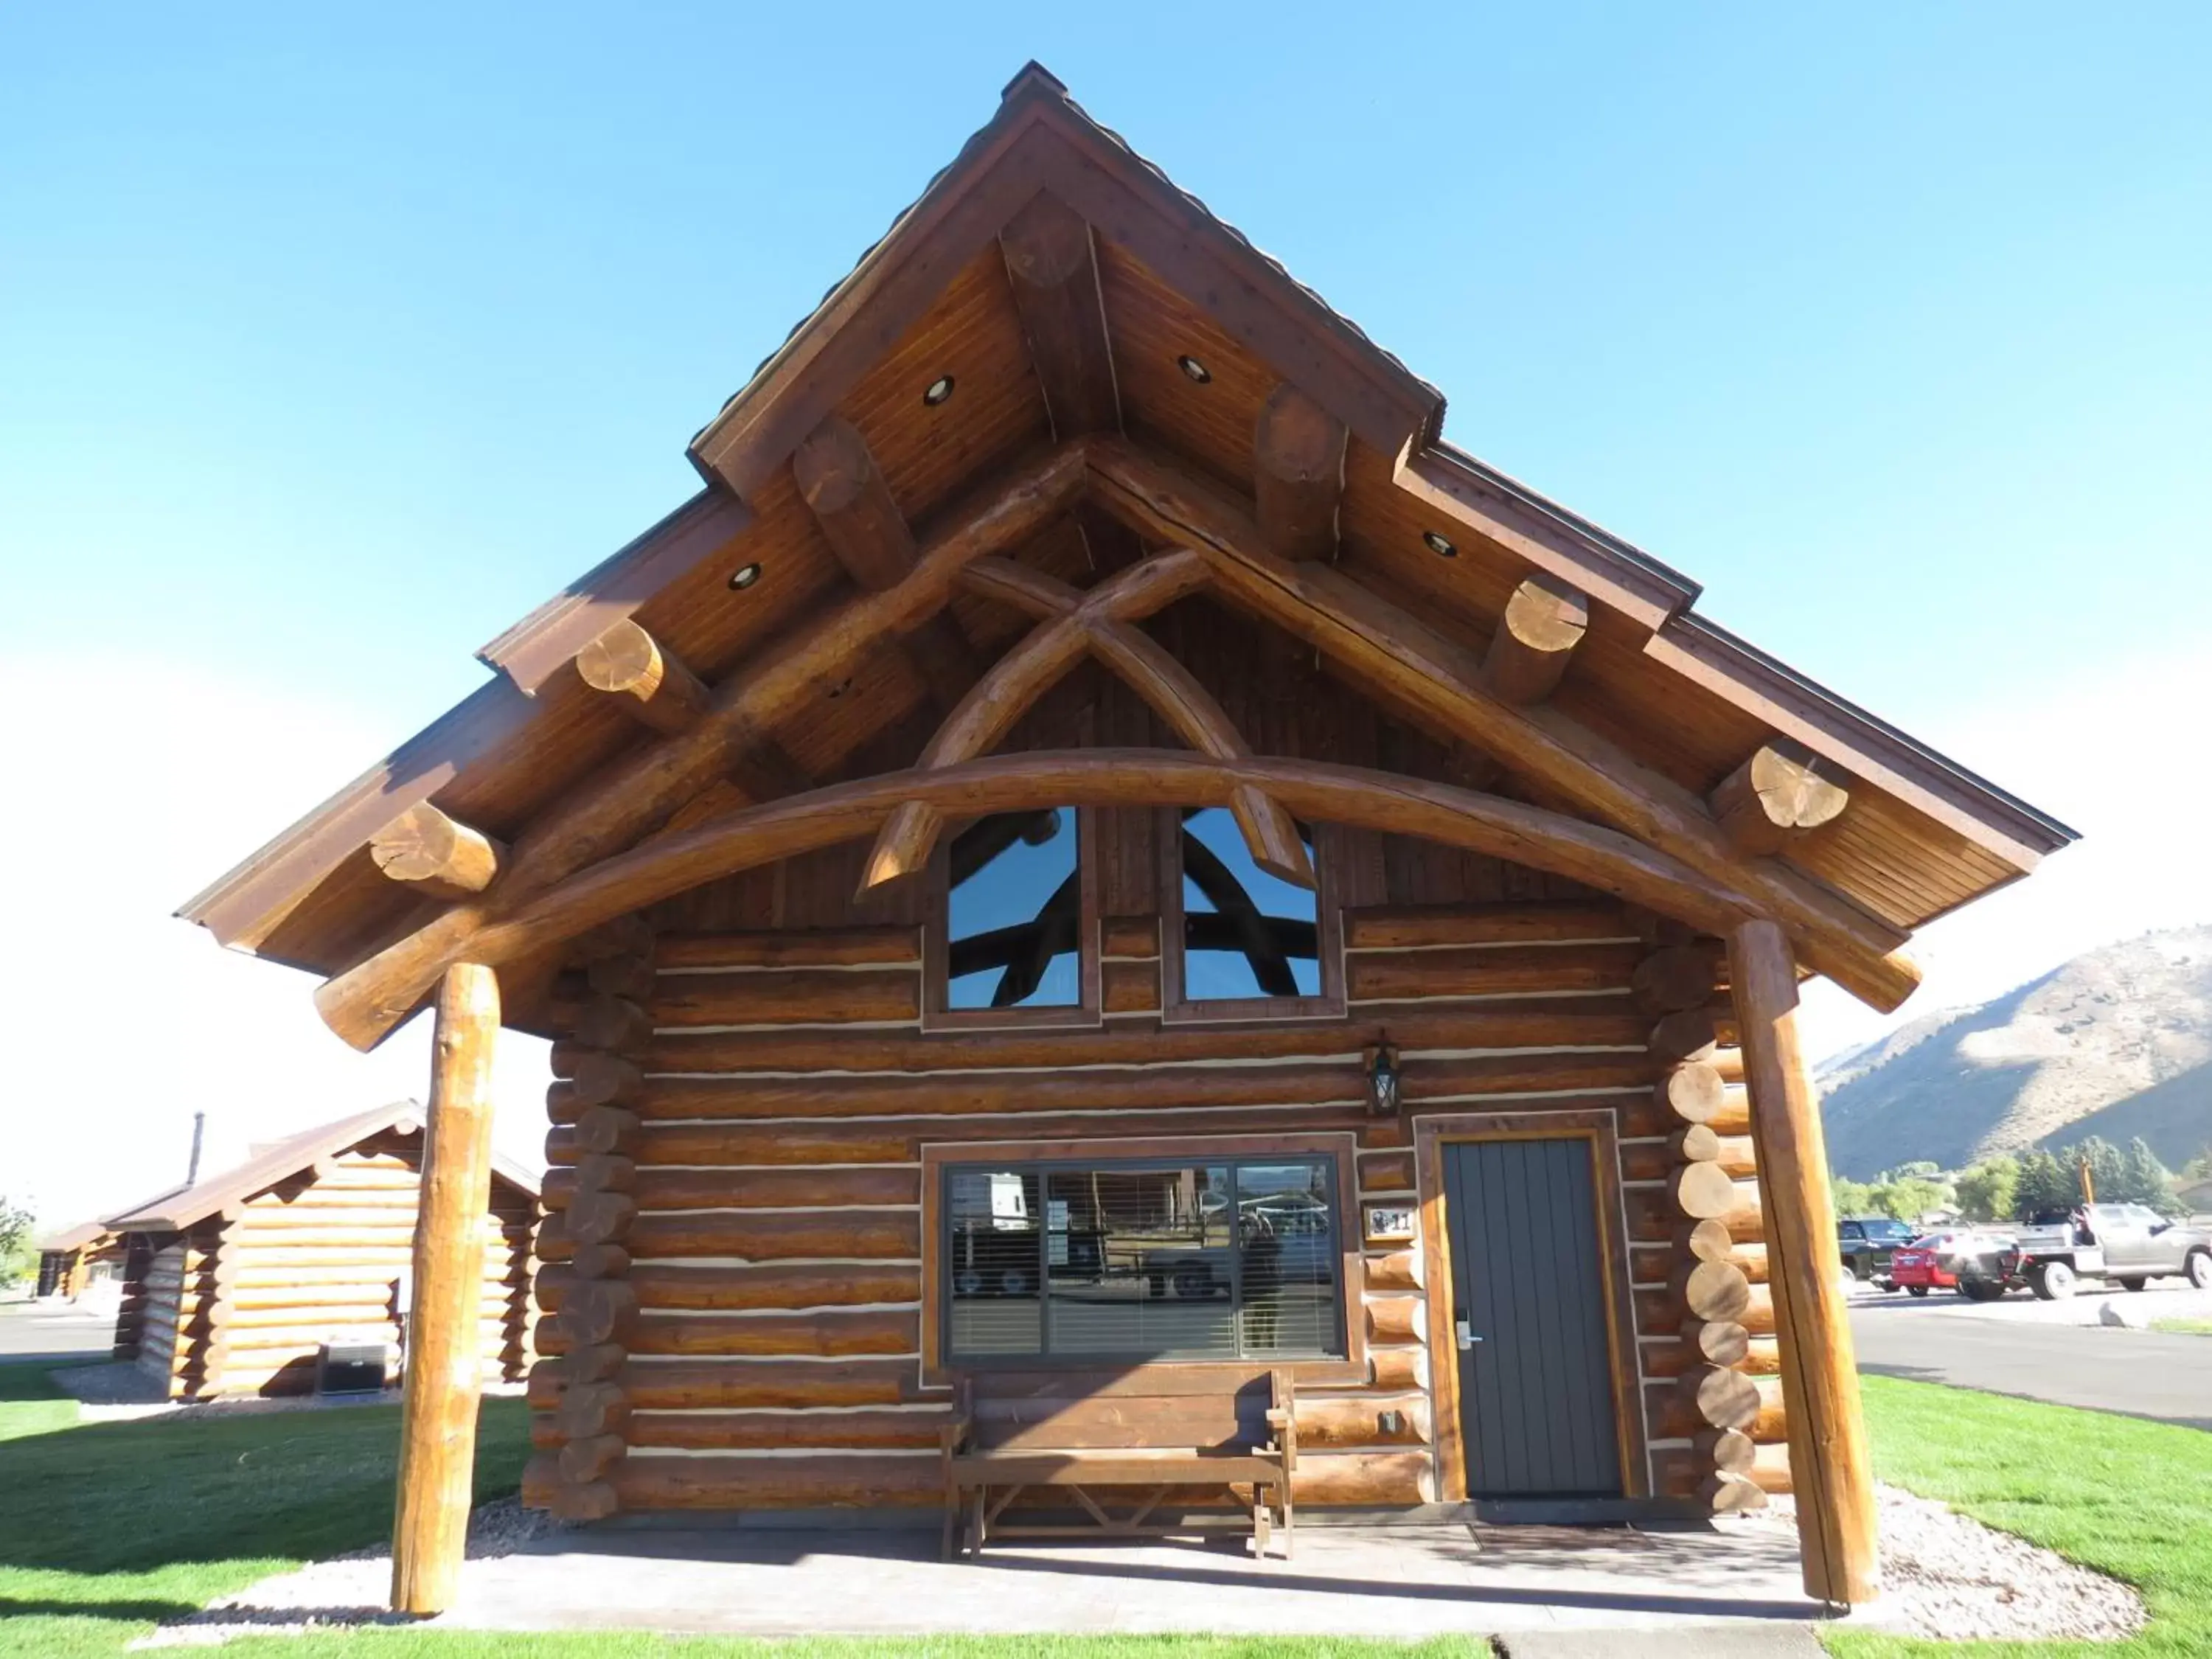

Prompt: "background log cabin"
[180,64,2075,1610]
[35,1223,122,1301]
[100,1102,538,1401]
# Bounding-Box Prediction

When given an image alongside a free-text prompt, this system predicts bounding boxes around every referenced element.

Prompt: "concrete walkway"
[440,1523,1833,1641]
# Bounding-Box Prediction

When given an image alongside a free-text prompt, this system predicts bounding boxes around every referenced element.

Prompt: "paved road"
[1851,1296,2212,1430]
[0,1296,115,1362]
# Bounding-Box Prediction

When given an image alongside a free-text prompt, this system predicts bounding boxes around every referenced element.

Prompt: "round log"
[557,1280,639,1348]
[557,1433,627,1485]
[1672,1161,1741,1220]
[561,1191,639,1247]
[1672,1259,1753,1322]
[369,804,504,897]
[572,1107,641,1158]
[1654,1061,1726,1124]
[547,1052,644,1115]
[1484,574,1589,703]
[1681,1318,1750,1366]
[1649,1008,1720,1064]
[571,1154,637,1196]
[1711,740,1850,855]
[569,1244,633,1281]
[1678,1362,1761,1430]
[626,1307,918,1360]
[1363,1250,1423,1294]
[1700,1472,1769,1513]
[548,1480,621,1522]
[1365,1297,1423,1346]
[1668,1123,1722,1166]
[584,953,658,1004]
[1293,1394,1431,1448]
[1253,383,1348,563]
[554,1380,630,1441]
[1371,1345,1429,1392]
[1677,1217,1736,1262]
[573,997,652,1055]
[1632,945,1716,1015]
[627,1262,920,1312]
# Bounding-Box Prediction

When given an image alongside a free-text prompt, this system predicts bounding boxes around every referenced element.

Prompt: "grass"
[1826,1376,2212,1659]
[2148,1318,2212,1337]
[6,1358,2208,1658]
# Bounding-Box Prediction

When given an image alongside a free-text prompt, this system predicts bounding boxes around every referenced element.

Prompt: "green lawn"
[2149,1318,2212,1337]
[1826,1377,2212,1659]
[5,1360,2208,1658]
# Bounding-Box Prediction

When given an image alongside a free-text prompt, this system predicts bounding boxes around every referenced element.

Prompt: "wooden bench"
[940,1368,1297,1559]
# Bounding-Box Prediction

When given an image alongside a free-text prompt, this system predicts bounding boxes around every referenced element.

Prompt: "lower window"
[941,1154,1345,1364]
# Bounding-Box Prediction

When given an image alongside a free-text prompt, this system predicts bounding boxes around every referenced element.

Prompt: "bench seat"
[941,1368,1297,1559]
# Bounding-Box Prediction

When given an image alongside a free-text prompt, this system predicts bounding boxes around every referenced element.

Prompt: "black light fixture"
[1365,1042,1401,1117]
[922,374,956,406]
[1422,529,1458,559]
[1176,353,1212,384]
[728,562,763,591]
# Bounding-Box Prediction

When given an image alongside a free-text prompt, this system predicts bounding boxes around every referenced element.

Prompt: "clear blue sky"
[4,4,2208,1219]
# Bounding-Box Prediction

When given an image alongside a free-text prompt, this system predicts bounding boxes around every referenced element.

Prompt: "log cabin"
[178,64,2075,1613]
[35,1223,121,1301]
[100,1102,538,1401]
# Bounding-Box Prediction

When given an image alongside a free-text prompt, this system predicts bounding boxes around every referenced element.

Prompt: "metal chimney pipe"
[187,1111,206,1185]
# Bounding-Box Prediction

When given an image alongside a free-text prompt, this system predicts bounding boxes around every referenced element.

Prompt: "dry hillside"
[1818,926,2212,1178]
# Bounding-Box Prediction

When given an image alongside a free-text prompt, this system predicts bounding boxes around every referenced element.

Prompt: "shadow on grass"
[0,1596,203,1621]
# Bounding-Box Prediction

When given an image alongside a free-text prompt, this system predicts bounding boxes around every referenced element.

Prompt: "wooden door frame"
[1415,1109,1647,1503]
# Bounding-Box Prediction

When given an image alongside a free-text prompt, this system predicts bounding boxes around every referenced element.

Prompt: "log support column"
[392,961,501,1616]
[1729,918,1878,1606]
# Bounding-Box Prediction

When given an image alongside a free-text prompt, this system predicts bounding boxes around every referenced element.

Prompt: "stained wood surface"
[391,963,500,1616]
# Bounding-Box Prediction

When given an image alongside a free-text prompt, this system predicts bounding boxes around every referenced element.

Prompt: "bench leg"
[1279,1479,1294,1559]
[942,1484,960,1562]
[967,1485,987,1557]
[1253,1487,1273,1559]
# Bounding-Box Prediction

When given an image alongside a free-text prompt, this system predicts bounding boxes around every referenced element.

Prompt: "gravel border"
[1728,1481,2144,1643]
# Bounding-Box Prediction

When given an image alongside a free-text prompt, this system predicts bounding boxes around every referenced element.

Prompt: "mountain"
[1817,926,2212,1178]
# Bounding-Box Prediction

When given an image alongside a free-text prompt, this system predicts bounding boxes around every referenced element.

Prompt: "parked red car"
[1889,1232,1973,1296]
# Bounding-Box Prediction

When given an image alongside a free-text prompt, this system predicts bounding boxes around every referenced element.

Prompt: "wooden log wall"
[175,1133,535,1400]
[525,886,1782,1517]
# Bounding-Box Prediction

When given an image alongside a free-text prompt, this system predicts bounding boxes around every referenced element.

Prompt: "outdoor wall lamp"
[1364,1042,1401,1116]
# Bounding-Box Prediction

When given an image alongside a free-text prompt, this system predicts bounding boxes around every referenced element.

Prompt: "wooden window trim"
[1158,811,1345,1025]
[919,1130,1366,1388]
[922,806,1102,1032]
[1413,1108,1649,1503]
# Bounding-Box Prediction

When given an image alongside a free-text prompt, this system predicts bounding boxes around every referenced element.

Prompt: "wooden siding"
[529,888,1778,1517]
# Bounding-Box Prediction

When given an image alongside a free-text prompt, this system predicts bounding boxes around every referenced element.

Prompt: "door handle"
[1455,1318,1482,1351]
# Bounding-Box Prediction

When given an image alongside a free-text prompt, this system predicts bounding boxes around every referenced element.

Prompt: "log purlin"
[527,898,1772,1514]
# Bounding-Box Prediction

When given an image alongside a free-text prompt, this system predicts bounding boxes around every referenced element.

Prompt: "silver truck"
[1952,1203,2212,1301]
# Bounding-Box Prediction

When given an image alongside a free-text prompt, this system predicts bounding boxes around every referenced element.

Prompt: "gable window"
[926,807,1099,1027]
[937,1150,1349,1366]
[1163,807,1340,1020]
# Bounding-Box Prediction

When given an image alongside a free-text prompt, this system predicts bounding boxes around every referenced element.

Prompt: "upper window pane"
[947,808,1080,1009]
[1178,807,1319,1001]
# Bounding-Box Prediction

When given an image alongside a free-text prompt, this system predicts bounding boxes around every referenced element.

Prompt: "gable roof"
[103,1101,538,1233]
[178,63,2074,1011]
[36,1221,114,1255]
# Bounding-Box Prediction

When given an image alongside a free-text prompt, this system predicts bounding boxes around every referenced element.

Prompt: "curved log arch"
[865,549,1311,893]
[310,750,1766,1044]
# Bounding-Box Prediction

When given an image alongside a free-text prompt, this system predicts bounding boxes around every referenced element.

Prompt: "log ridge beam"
[998,192,1120,439]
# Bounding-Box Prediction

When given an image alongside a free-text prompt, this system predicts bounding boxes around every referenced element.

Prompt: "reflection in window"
[947,1169,1042,1354]
[1178,807,1319,1001]
[946,808,1079,1009]
[942,1155,1343,1363]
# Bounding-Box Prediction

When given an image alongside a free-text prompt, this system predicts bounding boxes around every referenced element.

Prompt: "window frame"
[922,806,1102,1032]
[919,1132,1366,1386]
[1158,808,1344,1024]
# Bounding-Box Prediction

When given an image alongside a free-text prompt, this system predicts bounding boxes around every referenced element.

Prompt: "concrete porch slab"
[442,1523,1834,1640]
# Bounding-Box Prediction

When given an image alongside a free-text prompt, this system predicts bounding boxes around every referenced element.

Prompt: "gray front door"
[1442,1137,1623,1497]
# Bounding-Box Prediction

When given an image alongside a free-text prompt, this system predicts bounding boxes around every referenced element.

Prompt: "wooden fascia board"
[476,490,754,695]
[1395,446,1698,633]
[175,673,541,954]
[1643,615,2077,872]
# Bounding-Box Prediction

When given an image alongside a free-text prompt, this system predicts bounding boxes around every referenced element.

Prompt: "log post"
[391,961,501,1616]
[1729,919,1877,1605]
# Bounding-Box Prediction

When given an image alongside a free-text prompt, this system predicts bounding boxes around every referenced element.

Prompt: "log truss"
[310,431,1917,1051]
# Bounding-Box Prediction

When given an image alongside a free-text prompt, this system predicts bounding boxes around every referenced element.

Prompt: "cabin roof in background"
[103,1100,539,1233]
[176,62,2076,1006]
[35,1221,112,1254]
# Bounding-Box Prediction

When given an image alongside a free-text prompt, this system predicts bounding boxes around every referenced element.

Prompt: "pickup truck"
[1837,1217,1917,1289]
[1952,1203,2212,1300]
